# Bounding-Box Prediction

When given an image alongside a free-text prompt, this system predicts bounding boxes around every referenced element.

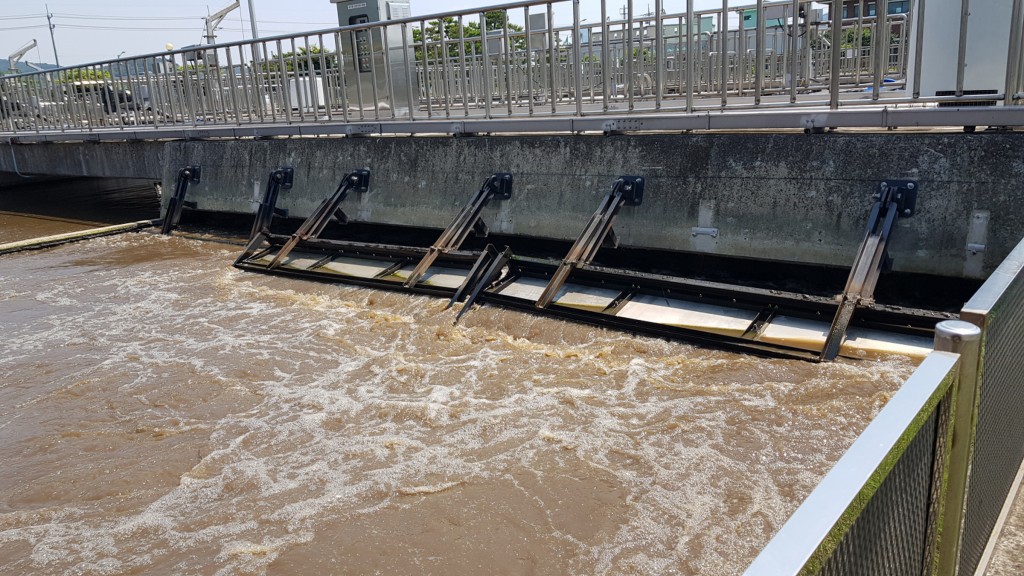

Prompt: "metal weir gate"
[2,0,1024,140]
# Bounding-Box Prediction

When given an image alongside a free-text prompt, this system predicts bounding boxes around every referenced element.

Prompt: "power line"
[52,13,201,21]
[58,24,202,31]
[0,14,46,20]
[0,24,47,31]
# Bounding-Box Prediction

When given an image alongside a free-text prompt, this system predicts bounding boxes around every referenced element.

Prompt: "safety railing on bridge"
[1,0,1023,138]
[745,235,1024,576]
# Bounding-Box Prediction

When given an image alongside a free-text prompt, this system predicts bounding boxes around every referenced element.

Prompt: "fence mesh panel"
[819,410,939,576]
[960,271,1024,575]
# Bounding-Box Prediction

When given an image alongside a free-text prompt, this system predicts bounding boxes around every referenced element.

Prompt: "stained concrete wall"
[3,133,1021,278]
[0,141,164,181]
[160,133,1023,279]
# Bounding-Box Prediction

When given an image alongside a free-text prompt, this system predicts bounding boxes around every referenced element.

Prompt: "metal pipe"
[856,0,865,85]
[458,15,470,117]
[226,48,241,125]
[420,21,433,118]
[912,0,926,98]
[237,46,254,123]
[686,0,694,112]
[525,6,535,116]
[626,0,634,110]
[721,0,729,106]
[789,0,799,103]
[573,0,584,116]
[1004,0,1023,105]
[755,0,764,105]
[956,0,970,97]
[402,23,415,119]
[872,0,889,100]
[334,31,350,123]
[737,8,747,96]
[829,0,841,108]
[369,25,385,121]
[933,319,983,576]
[602,0,610,112]
[502,13,514,115]
[547,2,557,114]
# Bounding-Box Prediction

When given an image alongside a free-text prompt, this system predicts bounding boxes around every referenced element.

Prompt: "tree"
[58,68,111,82]
[260,45,337,73]
[412,12,525,62]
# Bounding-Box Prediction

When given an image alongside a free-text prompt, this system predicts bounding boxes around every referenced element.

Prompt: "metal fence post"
[932,319,983,576]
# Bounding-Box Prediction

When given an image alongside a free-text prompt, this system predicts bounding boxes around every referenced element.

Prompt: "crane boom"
[204,1,241,44]
[7,39,37,73]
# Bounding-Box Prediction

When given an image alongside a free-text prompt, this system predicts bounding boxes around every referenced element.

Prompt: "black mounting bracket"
[617,176,645,206]
[487,173,514,200]
[877,180,918,218]
[349,169,371,194]
[275,167,294,190]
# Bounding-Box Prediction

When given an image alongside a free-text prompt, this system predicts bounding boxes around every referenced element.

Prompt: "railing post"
[932,319,983,576]
[829,0,842,108]
[1005,0,1023,105]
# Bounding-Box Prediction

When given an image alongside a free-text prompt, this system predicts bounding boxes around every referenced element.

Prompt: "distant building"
[821,0,912,18]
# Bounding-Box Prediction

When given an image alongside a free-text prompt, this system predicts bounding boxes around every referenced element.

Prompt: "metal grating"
[819,411,939,576]
[960,271,1024,575]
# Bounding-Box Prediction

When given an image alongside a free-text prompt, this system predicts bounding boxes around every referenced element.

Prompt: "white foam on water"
[0,233,921,574]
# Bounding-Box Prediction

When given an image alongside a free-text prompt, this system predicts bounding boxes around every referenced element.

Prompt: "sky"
[0,0,734,67]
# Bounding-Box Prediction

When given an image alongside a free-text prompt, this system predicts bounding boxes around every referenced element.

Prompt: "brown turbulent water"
[0,181,918,575]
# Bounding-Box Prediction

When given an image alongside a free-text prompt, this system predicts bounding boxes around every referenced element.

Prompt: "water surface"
[0,226,917,574]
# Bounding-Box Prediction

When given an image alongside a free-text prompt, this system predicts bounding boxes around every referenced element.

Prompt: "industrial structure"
[2,0,1024,574]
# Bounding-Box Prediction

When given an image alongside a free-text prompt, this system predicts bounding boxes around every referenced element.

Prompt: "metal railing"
[746,235,1024,576]
[1,0,1022,139]
[957,237,1024,575]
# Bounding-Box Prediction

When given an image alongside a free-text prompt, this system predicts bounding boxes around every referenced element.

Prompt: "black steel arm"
[405,173,513,288]
[535,175,644,309]
[820,180,918,361]
[160,165,201,235]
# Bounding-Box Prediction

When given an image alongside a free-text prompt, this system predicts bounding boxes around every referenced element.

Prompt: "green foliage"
[261,45,338,73]
[840,27,872,48]
[58,68,112,82]
[412,12,526,62]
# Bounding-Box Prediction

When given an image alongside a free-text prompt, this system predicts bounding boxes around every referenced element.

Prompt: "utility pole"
[247,0,259,40]
[46,4,60,67]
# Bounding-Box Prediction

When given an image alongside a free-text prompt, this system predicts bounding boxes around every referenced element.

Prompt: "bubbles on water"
[0,233,921,575]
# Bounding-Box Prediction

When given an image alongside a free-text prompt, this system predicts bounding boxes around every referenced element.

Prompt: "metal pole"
[912,0,927,99]
[1004,0,1023,105]
[572,0,583,116]
[626,0,635,110]
[602,0,610,112]
[933,319,983,576]
[46,5,60,67]
[721,0,729,107]
[872,0,889,100]
[856,0,865,85]
[247,0,260,40]
[956,0,970,97]
[686,0,694,112]
[755,0,764,105]
[789,0,799,102]
[654,0,663,110]
[829,0,842,108]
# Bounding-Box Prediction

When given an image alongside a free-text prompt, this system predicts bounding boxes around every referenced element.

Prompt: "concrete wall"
[160,133,1023,279]
[4,133,1021,279]
[0,141,163,180]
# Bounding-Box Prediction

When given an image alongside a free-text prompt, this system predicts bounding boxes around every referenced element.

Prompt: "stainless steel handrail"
[744,344,966,575]
[1,0,1022,137]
